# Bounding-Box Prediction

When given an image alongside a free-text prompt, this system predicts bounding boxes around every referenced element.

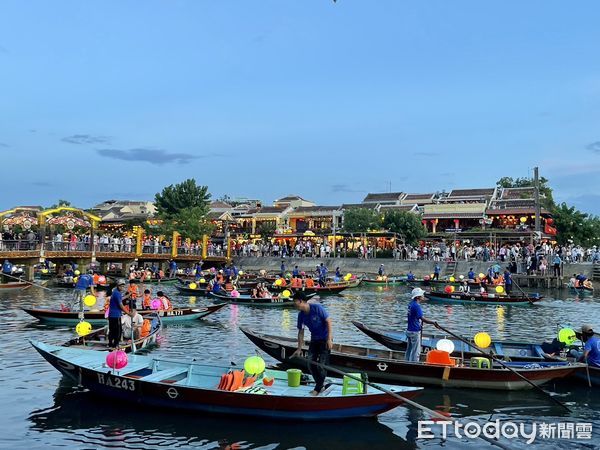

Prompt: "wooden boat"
[22,303,227,325]
[208,291,312,307]
[51,278,114,291]
[31,340,421,421]
[424,291,543,305]
[0,281,32,291]
[567,282,594,294]
[352,321,552,362]
[362,276,407,285]
[571,365,600,386]
[129,277,179,285]
[269,283,349,296]
[240,328,584,390]
[63,314,162,353]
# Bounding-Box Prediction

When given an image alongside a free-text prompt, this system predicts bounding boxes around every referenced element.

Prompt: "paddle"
[432,323,571,412]
[2,272,52,291]
[290,355,512,450]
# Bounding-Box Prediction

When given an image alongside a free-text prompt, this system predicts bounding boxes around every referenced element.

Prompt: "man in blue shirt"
[503,268,513,295]
[292,265,300,278]
[433,264,441,280]
[378,264,385,276]
[2,259,13,283]
[318,263,328,287]
[108,279,130,348]
[168,260,177,278]
[71,269,96,312]
[280,261,286,277]
[579,324,600,368]
[406,271,415,281]
[405,288,436,362]
[467,268,475,280]
[292,292,333,395]
[552,254,562,276]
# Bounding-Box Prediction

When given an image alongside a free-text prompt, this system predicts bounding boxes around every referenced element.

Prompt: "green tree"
[256,221,276,237]
[154,179,213,241]
[382,210,426,244]
[49,199,72,209]
[342,208,378,233]
[552,202,600,246]
[495,176,555,210]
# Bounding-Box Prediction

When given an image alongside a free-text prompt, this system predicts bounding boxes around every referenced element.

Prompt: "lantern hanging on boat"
[281,289,291,298]
[41,268,49,274]
[449,276,455,282]
[244,355,266,375]
[424,275,430,281]
[231,290,240,298]
[106,349,128,370]
[199,278,206,283]
[478,273,486,280]
[84,295,96,307]
[436,338,455,354]
[444,285,453,294]
[75,321,92,336]
[459,275,464,280]
[474,332,491,348]
[189,283,197,290]
[558,328,577,345]
[74,270,81,276]
[520,217,527,223]
[275,279,283,286]
[73,276,78,283]
[239,270,244,275]
[495,285,504,294]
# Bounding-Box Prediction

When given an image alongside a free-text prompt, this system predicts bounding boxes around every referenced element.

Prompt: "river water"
[2,282,599,449]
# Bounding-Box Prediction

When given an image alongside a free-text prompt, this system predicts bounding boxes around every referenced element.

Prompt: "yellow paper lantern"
[244,355,266,375]
[478,273,486,279]
[275,279,283,286]
[239,270,244,275]
[495,285,504,294]
[189,282,197,290]
[199,278,206,283]
[520,216,527,223]
[474,332,491,349]
[449,276,455,282]
[73,276,78,283]
[76,321,92,336]
[74,270,81,276]
[281,289,291,298]
[430,274,435,279]
[344,273,352,281]
[436,338,455,354]
[41,268,49,274]
[558,328,577,345]
[84,295,96,307]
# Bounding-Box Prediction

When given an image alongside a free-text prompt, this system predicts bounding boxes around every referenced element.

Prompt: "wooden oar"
[291,355,512,450]
[2,272,52,291]
[433,323,571,412]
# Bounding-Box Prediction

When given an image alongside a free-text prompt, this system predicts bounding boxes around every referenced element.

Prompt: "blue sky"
[1,1,600,213]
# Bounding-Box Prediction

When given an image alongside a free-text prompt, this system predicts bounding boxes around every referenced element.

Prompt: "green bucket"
[287,368,302,387]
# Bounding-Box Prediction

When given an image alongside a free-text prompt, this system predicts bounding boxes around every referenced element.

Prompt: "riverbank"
[233,256,594,278]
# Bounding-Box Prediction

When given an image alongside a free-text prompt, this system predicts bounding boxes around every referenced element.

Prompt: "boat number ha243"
[97,373,136,391]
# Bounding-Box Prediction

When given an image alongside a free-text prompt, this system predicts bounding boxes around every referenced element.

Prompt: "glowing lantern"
[73,277,78,283]
[231,290,240,298]
[75,321,92,336]
[449,276,455,282]
[74,270,81,276]
[430,274,435,279]
[474,332,491,349]
[495,285,504,294]
[520,217,527,223]
[558,328,577,345]
[199,278,206,283]
[106,350,128,370]
[84,295,97,307]
[97,275,106,284]
[478,273,486,280]
[459,275,464,280]
[151,299,162,310]
[344,273,352,281]
[239,270,244,275]
[281,289,291,298]
[275,279,283,286]
[436,338,455,354]
[41,268,49,274]
[444,285,453,294]
[244,355,266,375]
[189,283,197,289]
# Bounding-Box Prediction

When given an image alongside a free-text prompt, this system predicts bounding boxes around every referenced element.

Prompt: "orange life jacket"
[93,274,100,284]
[142,294,151,309]
[305,278,315,288]
[128,284,139,299]
[141,319,151,338]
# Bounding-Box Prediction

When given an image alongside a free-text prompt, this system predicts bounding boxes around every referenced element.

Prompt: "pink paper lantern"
[97,275,106,284]
[231,290,240,298]
[151,298,162,310]
[106,349,128,370]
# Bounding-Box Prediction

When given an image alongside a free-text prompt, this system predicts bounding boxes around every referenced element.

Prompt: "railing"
[94,243,135,253]
[142,244,170,254]
[0,240,40,251]
[176,246,203,256]
[45,242,92,252]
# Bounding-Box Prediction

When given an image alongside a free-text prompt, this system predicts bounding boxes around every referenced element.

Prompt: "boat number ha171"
[165,310,184,316]
[97,373,135,391]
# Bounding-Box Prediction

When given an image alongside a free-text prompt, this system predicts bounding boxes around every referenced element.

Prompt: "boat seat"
[139,367,188,382]
[118,363,153,376]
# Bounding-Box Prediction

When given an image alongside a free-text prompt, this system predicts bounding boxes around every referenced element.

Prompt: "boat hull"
[425,292,541,305]
[208,292,302,307]
[0,282,31,291]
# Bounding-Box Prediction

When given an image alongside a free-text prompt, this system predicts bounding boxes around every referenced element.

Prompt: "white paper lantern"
[436,338,455,354]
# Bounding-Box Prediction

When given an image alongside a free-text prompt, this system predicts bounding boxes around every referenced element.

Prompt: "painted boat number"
[97,373,135,391]
[377,363,388,371]
[167,387,179,399]
[165,310,184,316]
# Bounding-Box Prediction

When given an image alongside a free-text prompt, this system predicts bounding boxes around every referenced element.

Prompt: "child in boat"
[121,308,144,340]
[142,289,152,310]
[156,291,173,310]
[127,280,139,309]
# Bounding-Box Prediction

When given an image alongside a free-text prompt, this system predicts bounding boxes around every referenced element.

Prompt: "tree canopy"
[154,179,213,241]
[342,208,378,233]
[496,176,555,210]
[382,210,426,245]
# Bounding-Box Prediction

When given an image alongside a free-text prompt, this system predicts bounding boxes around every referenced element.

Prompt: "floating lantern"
[474,332,491,349]
[106,350,128,370]
[244,355,266,375]
[189,283,197,289]
[495,285,504,294]
[281,289,291,298]
[436,338,455,354]
[231,290,240,298]
[84,295,97,307]
[75,321,92,336]
[558,328,577,345]
[151,299,162,310]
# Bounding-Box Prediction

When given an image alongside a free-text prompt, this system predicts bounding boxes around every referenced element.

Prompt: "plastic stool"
[470,357,491,369]
[342,373,364,395]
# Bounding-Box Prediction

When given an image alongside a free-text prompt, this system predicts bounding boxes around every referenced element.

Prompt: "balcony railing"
[0,240,40,251]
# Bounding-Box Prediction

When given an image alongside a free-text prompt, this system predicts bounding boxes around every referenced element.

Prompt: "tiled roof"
[210,201,232,208]
[275,195,306,202]
[379,204,419,212]
[403,193,434,200]
[500,187,535,200]
[293,206,341,212]
[423,212,486,219]
[486,207,551,216]
[447,188,495,198]
[363,192,404,202]
[342,203,378,210]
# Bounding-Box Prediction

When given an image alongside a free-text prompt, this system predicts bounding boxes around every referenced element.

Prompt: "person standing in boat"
[577,324,600,368]
[378,264,385,277]
[503,268,513,295]
[405,288,437,362]
[292,291,333,395]
[107,280,130,348]
[71,269,96,312]
[433,264,440,281]
[2,259,13,283]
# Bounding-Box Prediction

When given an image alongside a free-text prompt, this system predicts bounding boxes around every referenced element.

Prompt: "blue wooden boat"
[208,291,314,307]
[424,291,542,305]
[352,321,555,362]
[22,304,227,325]
[31,341,422,421]
[571,365,600,386]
